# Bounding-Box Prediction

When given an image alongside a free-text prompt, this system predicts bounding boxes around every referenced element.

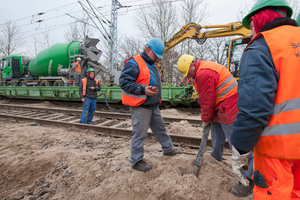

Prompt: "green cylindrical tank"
[28,41,81,77]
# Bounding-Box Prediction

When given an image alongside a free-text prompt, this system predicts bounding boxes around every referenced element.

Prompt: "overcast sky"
[0,0,251,40]
[0,0,299,54]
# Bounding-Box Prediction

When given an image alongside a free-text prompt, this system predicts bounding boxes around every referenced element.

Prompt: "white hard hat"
[76,57,81,61]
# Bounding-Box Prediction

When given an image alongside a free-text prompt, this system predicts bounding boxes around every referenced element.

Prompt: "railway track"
[0,104,221,149]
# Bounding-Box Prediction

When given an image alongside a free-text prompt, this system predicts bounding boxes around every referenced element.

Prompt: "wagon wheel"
[39,80,52,86]
[53,80,65,86]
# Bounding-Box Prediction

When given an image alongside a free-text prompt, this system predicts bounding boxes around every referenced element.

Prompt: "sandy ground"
[0,116,253,200]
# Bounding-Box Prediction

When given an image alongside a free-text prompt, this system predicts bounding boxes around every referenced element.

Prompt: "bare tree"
[169,0,209,84]
[40,31,54,49]
[135,0,178,41]
[133,0,180,83]
[64,14,95,42]
[179,0,208,54]
[206,37,228,66]
[64,23,81,42]
[0,20,21,57]
[118,36,144,66]
[27,37,40,57]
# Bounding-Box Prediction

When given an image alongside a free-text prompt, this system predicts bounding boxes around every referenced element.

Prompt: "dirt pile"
[0,118,252,200]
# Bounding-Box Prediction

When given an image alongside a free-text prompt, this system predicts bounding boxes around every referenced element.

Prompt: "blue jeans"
[211,122,233,161]
[211,122,254,179]
[80,97,97,124]
[242,152,254,180]
[130,106,174,166]
[74,75,81,86]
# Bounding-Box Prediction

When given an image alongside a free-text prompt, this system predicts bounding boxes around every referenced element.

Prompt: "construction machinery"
[0,37,113,87]
[162,22,251,79]
[0,22,251,106]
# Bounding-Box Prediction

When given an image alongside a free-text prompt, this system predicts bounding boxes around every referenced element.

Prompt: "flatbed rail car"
[0,84,196,107]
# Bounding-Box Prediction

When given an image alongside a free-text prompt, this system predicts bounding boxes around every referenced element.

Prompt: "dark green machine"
[0,37,110,87]
[28,41,81,77]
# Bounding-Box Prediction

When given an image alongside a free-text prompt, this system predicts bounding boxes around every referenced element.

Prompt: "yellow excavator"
[160,22,251,80]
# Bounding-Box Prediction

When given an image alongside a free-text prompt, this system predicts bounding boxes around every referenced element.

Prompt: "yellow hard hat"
[177,54,195,77]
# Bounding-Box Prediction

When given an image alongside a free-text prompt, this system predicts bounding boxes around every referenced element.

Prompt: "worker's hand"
[202,121,212,129]
[89,87,95,90]
[232,145,251,187]
[145,86,158,96]
[81,98,85,103]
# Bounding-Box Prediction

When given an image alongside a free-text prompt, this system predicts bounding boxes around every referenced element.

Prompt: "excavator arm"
[159,22,250,81]
[164,22,250,53]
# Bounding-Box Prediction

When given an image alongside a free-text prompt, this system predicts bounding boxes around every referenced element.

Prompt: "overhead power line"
[1,0,183,40]
[0,2,78,27]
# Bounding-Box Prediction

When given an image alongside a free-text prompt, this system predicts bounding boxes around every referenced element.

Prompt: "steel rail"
[0,104,228,148]
[0,104,213,148]
[0,104,203,125]
[0,112,206,148]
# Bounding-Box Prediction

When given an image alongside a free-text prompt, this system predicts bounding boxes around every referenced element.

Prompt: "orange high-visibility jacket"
[181,76,193,85]
[81,78,99,96]
[194,61,238,106]
[255,26,300,160]
[122,55,151,107]
[74,61,81,73]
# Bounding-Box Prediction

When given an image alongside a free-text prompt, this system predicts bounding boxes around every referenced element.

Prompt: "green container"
[28,41,81,77]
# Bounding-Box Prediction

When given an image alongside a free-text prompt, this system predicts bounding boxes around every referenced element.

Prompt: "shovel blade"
[192,165,200,176]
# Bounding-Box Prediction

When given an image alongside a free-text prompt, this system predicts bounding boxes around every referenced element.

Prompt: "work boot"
[163,149,182,156]
[132,160,152,173]
[231,179,254,197]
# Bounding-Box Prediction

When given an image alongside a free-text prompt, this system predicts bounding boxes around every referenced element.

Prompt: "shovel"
[192,123,212,176]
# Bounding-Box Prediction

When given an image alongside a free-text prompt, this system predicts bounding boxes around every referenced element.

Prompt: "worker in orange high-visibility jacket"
[72,57,82,86]
[230,0,300,199]
[179,76,193,86]
[177,54,254,197]
[79,68,101,124]
[119,38,182,173]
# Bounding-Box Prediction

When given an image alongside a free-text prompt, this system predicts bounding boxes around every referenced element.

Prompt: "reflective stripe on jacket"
[74,61,81,72]
[122,55,150,107]
[194,61,238,106]
[82,78,99,96]
[255,26,300,159]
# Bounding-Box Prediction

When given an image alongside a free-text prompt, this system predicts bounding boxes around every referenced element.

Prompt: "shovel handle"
[192,124,212,176]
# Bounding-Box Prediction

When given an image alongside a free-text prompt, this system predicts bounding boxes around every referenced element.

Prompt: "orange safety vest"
[254,26,300,160]
[194,61,238,106]
[122,55,161,107]
[81,78,99,96]
[181,76,193,85]
[74,61,81,73]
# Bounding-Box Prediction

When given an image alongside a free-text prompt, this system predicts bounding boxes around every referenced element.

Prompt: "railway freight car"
[0,36,196,106]
[0,84,196,106]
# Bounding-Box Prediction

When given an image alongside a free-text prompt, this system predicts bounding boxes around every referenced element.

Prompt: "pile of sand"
[0,118,252,200]
[167,120,203,137]
[161,108,201,120]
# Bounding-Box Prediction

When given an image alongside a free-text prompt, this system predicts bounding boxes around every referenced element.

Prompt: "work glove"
[231,145,251,187]
[202,121,212,129]
[253,170,268,188]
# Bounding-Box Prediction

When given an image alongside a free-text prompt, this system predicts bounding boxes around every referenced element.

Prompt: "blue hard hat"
[147,38,165,59]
